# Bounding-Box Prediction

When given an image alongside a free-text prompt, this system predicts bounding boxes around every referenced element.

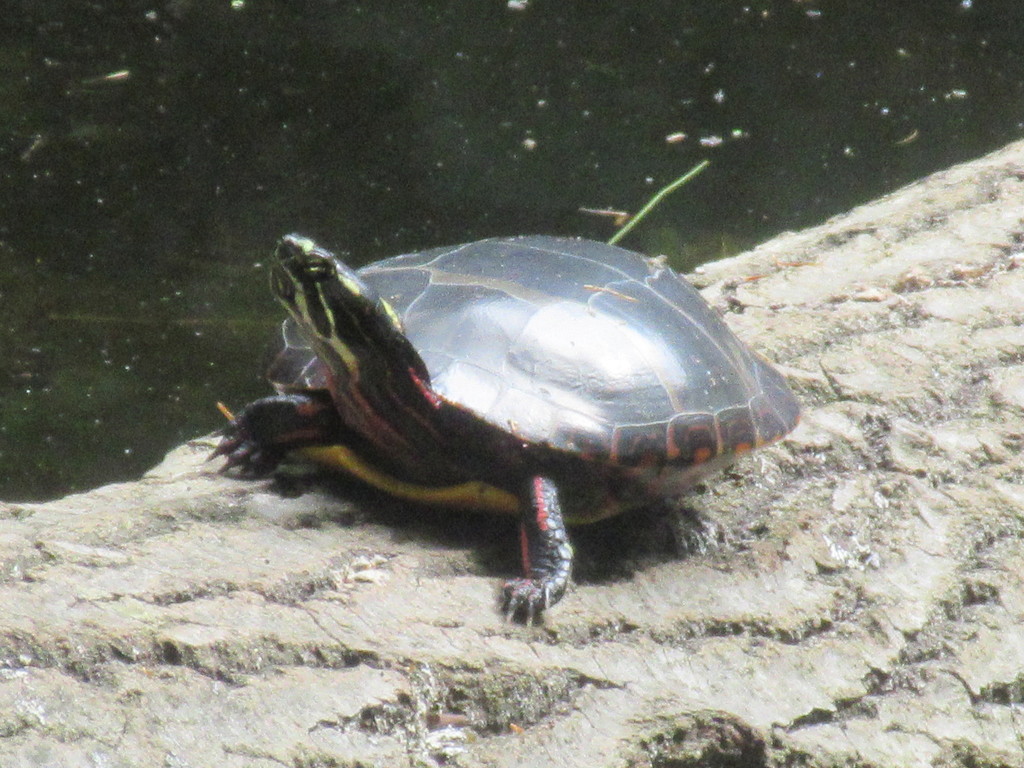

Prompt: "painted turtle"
[214,234,800,620]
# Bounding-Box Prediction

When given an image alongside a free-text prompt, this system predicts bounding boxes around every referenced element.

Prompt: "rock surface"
[3,140,1024,767]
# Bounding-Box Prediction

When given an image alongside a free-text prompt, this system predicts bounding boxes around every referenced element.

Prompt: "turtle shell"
[334,235,801,470]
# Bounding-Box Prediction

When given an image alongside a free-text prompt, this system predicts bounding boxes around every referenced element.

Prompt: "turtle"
[213,234,800,621]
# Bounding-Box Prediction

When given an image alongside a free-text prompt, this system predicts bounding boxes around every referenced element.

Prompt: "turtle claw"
[210,425,284,477]
[501,578,552,624]
[211,393,337,477]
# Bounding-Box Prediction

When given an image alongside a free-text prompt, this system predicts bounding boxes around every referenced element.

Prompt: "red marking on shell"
[692,445,713,464]
[717,406,757,455]
[610,422,670,468]
[668,412,720,466]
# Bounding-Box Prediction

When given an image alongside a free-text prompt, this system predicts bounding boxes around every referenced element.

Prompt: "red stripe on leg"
[519,522,531,575]
[533,476,550,531]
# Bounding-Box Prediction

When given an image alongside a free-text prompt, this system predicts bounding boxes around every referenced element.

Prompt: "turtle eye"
[305,255,335,281]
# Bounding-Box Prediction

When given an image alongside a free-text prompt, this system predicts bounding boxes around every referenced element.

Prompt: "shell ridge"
[512,238,644,285]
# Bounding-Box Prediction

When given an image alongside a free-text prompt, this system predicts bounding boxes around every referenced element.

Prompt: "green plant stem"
[608,159,711,246]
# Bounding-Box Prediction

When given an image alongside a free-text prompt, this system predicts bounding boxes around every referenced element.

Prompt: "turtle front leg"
[502,476,574,623]
[212,392,340,476]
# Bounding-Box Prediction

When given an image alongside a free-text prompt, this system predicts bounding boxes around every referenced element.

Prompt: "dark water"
[2,1,1022,501]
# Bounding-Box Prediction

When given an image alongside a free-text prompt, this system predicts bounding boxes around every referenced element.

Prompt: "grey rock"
[5,139,1024,767]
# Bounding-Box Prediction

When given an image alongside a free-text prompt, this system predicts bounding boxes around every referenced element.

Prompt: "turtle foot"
[209,394,333,477]
[501,578,551,624]
[210,427,285,477]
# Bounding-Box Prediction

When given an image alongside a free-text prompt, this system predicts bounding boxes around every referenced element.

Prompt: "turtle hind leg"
[501,476,574,623]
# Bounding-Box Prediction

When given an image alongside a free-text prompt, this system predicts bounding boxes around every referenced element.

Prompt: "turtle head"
[271,233,430,386]
[272,234,403,336]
